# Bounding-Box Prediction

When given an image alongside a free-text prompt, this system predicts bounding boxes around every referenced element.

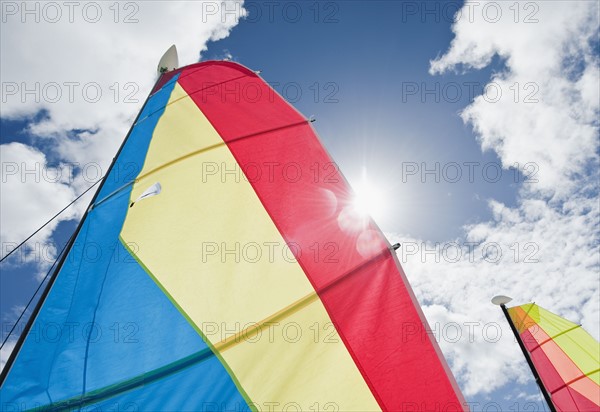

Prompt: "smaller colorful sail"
[508,303,600,411]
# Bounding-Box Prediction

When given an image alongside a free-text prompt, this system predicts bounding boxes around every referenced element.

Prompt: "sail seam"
[150,65,208,97]
[549,368,600,395]
[150,61,253,98]
[117,238,258,412]
[138,74,248,126]
[529,324,582,352]
[90,120,310,209]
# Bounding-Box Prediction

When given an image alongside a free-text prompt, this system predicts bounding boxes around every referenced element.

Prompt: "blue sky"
[1,1,598,410]
[205,2,522,241]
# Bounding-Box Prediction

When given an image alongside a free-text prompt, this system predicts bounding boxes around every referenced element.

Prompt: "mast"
[0,46,178,385]
[492,296,557,412]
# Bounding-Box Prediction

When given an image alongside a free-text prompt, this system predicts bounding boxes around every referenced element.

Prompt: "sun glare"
[351,169,387,223]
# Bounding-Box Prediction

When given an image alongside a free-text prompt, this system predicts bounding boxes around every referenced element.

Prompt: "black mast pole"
[498,301,557,412]
[0,68,169,386]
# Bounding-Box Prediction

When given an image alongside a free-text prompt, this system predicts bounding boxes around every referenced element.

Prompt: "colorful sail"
[508,303,600,411]
[0,61,465,410]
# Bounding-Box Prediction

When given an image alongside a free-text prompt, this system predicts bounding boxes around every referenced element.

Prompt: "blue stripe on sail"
[98,78,181,198]
[0,75,248,410]
[85,350,251,412]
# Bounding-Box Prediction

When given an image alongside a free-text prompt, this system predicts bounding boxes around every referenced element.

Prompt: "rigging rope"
[0,178,102,263]
[0,230,74,350]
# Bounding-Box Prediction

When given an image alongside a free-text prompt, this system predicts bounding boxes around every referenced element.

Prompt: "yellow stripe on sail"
[120,82,380,411]
[512,304,600,386]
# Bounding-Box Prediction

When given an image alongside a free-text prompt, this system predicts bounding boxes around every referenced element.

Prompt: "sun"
[351,169,387,223]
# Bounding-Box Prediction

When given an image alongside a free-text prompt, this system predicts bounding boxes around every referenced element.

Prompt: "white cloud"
[0,304,29,374]
[0,338,16,374]
[389,190,599,396]
[0,142,76,272]
[1,1,246,369]
[1,1,246,257]
[394,0,600,398]
[430,1,599,199]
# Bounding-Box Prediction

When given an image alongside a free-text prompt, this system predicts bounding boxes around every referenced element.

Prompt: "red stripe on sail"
[178,62,465,410]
